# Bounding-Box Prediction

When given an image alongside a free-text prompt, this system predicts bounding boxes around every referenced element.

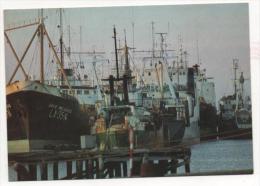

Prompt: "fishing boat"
[218,59,252,139]
[93,27,159,149]
[5,11,89,153]
[194,66,218,140]
[130,31,201,145]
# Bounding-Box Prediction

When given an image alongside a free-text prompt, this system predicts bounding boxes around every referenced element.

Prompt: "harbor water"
[8,139,253,181]
[178,139,253,174]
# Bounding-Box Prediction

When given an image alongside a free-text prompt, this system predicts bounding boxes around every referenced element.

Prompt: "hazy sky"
[4,3,250,102]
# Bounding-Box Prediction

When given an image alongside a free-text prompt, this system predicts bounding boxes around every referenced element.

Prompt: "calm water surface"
[178,139,253,173]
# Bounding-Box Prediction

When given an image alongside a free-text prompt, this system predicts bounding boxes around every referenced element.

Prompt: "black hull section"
[199,102,218,141]
[218,128,252,140]
[161,115,185,145]
[7,90,89,150]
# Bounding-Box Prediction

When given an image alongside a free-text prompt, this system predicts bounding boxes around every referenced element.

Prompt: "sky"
[3,3,250,102]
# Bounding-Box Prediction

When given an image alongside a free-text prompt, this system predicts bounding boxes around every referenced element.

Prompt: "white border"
[0,1,259,186]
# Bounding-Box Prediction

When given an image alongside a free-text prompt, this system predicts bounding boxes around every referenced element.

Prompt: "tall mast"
[113,26,119,80]
[196,39,200,65]
[233,59,238,96]
[124,29,130,76]
[59,8,64,84]
[39,9,44,83]
[67,25,71,57]
[156,32,167,58]
[79,25,82,63]
[178,34,183,68]
[132,22,135,58]
[151,21,155,59]
[239,72,245,107]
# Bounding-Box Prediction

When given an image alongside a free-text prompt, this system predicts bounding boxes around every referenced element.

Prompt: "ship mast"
[156,32,167,59]
[132,22,135,59]
[151,21,155,59]
[4,9,72,90]
[59,8,64,84]
[67,25,71,57]
[39,9,44,83]
[124,29,130,77]
[113,26,120,80]
[239,72,245,107]
[233,59,238,96]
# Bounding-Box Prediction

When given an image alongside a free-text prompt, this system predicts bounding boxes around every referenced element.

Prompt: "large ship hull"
[218,127,252,139]
[218,110,252,140]
[7,81,89,153]
[199,102,218,140]
[218,119,252,140]
[160,115,186,146]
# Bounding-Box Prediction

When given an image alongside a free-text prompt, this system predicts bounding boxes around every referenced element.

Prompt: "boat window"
[77,90,82,95]
[63,90,68,94]
[69,90,75,95]
[84,90,89,95]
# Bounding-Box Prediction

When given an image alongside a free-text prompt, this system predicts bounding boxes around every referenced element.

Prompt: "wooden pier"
[8,146,191,181]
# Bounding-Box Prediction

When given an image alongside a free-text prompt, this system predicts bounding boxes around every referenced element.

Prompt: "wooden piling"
[122,161,127,177]
[95,159,100,178]
[184,158,190,173]
[88,159,94,179]
[85,160,89,178]
[66,161,72,178]
[114,162,121,177]
[170,159,178,174]
[107,162,114,178]
[28,163,37,180]
[40,162,48,180]
[98,156,104,178]
[76,160,83,178]
[14,163,31,181]
[53,162,58,180]
[132,160,141,176]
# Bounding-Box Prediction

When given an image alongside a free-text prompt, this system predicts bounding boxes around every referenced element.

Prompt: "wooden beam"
[4,32,27,79]
[7,24,40,85]
[5,21,39,32]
